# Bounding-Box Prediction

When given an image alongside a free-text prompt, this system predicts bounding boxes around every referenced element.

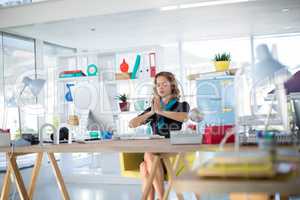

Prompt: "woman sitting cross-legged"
[129,71,190,200]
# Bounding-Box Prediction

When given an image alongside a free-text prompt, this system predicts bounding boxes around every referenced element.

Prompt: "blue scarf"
[157,98,177,130]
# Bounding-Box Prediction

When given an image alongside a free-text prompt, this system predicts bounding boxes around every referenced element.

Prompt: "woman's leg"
[140,161,154,200]
[144,152,165,200]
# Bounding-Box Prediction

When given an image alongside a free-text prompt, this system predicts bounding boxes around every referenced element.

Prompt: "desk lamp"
[251,44,290,130]
[8,76,46,136]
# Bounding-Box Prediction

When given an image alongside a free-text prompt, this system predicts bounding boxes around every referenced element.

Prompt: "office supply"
[59,70,86,78]
[149,52,156,77]
[195,151,277,178]
[131,55,141,79]
[239,131,297,145]
[136,54,150,79]
[170,131,202,144]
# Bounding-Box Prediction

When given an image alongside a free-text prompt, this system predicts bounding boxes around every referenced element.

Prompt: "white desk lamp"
[251,44,290,131]
[8,76,46,136]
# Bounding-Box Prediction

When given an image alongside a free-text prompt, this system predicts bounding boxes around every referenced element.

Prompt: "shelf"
[187,69,237,80]
[58,75,99,82]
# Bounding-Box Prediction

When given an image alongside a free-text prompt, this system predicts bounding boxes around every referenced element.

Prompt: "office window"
[160,43,188,99]
[160,43,181,79]
[182,37,252,108]
[43,42,76,126]
[0,33,4,129]
[254,33,300,73]
[3,33,36,135]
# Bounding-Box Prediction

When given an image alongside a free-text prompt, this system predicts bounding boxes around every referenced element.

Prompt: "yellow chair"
[119,152,195,179]
[120,153,144,178]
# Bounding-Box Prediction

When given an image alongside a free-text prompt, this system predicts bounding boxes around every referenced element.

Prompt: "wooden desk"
[0,139,298,200]
[173,171,300,200]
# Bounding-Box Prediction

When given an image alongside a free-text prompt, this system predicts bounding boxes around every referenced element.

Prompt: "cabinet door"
[196,77,235,125]
[196,79,221,114]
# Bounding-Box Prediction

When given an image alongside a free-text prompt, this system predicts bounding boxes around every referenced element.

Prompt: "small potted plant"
[213,53,231,72]
[117,94,130,112]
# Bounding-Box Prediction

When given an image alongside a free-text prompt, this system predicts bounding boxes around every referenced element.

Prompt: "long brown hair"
[153,71,180,100]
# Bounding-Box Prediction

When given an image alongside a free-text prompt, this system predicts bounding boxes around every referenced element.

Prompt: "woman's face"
[155,76,172,98]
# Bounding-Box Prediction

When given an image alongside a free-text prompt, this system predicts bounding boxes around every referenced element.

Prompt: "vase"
[214,61,230,72]
[119,102,130,112]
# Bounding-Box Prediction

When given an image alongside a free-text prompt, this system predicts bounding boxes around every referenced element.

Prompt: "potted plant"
[117,94,130,112]
[213,53,231,72]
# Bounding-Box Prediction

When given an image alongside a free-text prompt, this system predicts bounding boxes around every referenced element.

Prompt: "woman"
[129,71,190,200]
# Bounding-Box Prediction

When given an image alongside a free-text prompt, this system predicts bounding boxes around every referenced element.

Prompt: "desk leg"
[162,153,184,200]
[162,154,184,200]
[141,154,160,200]
[1,155,11,200]
[28,152,43,200]
[9,153,29,200]
[47,153,70,200]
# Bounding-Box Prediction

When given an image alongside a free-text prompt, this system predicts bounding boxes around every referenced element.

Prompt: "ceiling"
[4,0,300,50]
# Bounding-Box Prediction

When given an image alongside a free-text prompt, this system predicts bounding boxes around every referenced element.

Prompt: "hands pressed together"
[150,95,162,115]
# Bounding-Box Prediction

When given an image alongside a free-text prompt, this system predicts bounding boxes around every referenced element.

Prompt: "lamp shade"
[22,77,46,96]
[253,44,287,84]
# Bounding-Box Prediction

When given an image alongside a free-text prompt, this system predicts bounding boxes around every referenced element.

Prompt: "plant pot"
[214,61,230,72]
[119,102,130,112]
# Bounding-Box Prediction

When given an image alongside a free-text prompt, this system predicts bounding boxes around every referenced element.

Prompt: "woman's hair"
[153,71,181,99]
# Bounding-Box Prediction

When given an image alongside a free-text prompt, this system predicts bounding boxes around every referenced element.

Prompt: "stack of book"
[196,151,276,178]
[59,70,86,78]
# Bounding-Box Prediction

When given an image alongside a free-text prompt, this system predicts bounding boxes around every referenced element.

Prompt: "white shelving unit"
[53,46,163,182]
[55,46,162,135]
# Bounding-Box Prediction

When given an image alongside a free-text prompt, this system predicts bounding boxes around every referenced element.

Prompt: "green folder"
[131,55,141,79]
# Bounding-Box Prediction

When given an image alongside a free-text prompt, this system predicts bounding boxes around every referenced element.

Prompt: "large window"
[43,42,76,126]
[0,33,4,129]
[254,33,300,74]
[3,33,36,136]
[182,37,252,107]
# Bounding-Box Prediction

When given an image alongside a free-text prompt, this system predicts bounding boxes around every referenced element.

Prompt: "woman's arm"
[156,111,188,122]
[129,110,154,128]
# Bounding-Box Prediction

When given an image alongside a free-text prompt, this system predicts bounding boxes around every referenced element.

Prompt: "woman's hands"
[151,95,162,114]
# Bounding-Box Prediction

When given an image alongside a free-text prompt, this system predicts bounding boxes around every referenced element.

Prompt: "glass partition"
[3,33,36,136]
[254,33,300,73]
